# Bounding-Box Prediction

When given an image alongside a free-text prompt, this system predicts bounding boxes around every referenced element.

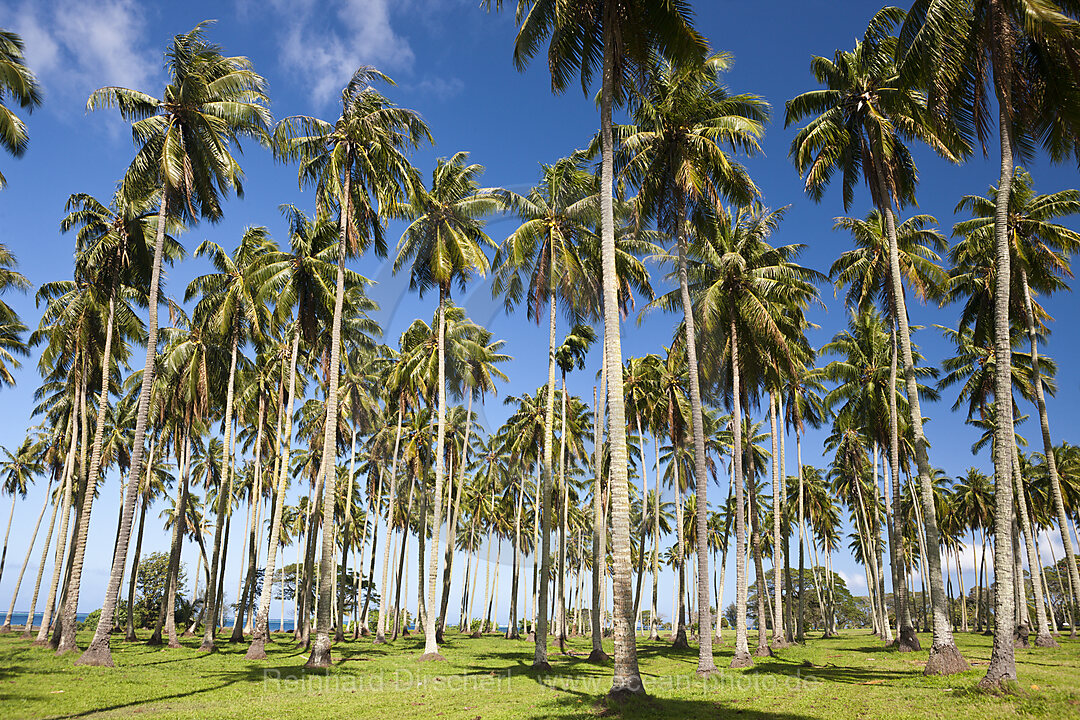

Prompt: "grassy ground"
[0,627,1077,719]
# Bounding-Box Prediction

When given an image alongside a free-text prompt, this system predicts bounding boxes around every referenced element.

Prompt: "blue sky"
[0,0,1076,623]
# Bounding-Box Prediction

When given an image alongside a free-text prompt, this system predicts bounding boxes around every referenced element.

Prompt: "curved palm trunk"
[507,467,523,639]
[631,415,648,624]
[419,287,449,660]
[748,457,771,657]
[675,208,715,671]
[22,466,63,636]
[247,326,301,659]
[673,474,689,649]
[79,193,169,666]
[599,19,643,696]
[729,315,752,668]
[797,429,806,642]
[980,99,1018,688]
[34,398,78,645]
[125,490,149,641]
[58,287,117,655]
[2,474,53,630]
[649,433,661,641]
[1012,446,1056,646]
[875,165,967,676]
[1020,269,1080,632]
[158,429,191,648]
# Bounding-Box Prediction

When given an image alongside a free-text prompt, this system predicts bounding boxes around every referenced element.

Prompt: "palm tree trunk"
[875,164,966,675]
[34,397,78,645]
[125,490,148,641]
[23,466,63,636]
[976,90,1018,687]
[306,208,349,666]
[375,401,405,643]
[247,325,301,658]
[162,428,192,648]
[1020,270,1080,633]
[556,371,570,649]
[769,392,785,648]
[419,287,448,660]
[508,468,523,639]
[58,287,117,656]
[534,292,558,667]
[631,415,648,623]
[235,394,267,643]
[887,325,919,649]
[2,474,53,630]
[650,432,661,642]
[673,471,689,649]
[729,316,752,668]
[797,429,806,642]
[673,195,715,671]
[748,459,771,657]
[80,191,169,665]
[1012,444,1056,646]
[589,376,609,662]
[438,394,473,641]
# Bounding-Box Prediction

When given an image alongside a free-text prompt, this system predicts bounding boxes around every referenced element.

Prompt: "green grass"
[0,628,1078,719]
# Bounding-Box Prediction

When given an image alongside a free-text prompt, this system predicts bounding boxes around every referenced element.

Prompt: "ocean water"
[3,612,299,631]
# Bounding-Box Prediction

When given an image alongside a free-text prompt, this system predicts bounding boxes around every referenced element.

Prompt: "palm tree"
[953,169,1080,635]
[0,241,30,386]
[80,22,270,667]
[487,0,706,696]
[246,206,337,660]
[662,202,821,665]
[621,50,767,672]
[0,437,42,586]
[493,152,599,666]
[900,0,1080,686]
[394,152,500,660]
[0,29,42,189]
[276,66,426,667]
[186,226,275,651]
[786,7,969,676]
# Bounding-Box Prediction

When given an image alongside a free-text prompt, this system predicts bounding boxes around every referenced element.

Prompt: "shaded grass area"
[0,628,1077,719]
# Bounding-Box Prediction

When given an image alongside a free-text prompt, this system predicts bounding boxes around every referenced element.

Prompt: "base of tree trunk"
[606,680,646,701]
[586,648,611,664]
[360,626,370,637]
[305,635,333,668]
[820,632,838,639]
[75,639,115,667]
[531,660,552,671]
[672,626,690,650]
[469,630,482,638]
[505,630,520,640]
[124,630,137,642]
[754,644,773,657]
[198,637,215,652]
[647,630,660,641]
[695,660,718,677]
[1014,624,1030,648]
[976,671,1018,694]
[730,650,753,668]
[417,652,446,662]
[147,633,163,646]
[373,633,388,644]
[0,624,10,633]
[526,632,535,642]
[924,641,969,676]
[1033,633,1059,648]
[771,637,792,650]
[30,638,50,648]
[334,629,345,643]
[167,639,180,649]
[245,639,267,660]
[897,626,921,652]
[401,627,411,636]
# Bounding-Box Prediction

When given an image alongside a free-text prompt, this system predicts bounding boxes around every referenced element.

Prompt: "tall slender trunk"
[234,394,267,643]
[674,194,715,671]
[375,401,405,643]
[247,325,301,659]
[58,287,117,655]
[729,316,752,668]
[673,470,689,649]
[22,465,63,636]
[1012,446,1055,645]
[649,432,661,641]
[2,473,53,630]
[125,490,148,641]
[631,415,648,622]
[797,429,806,642]
[557,372,569,649]
[887,325,919,649]
[875,163,966,675]
[1020,269,1080,631]
[508,466,523,639]
[34,397,78,645]
[589,374,609,662]
[80,192,169,666]
[438,394,473,640]
[419,287,448,660]
[599,18,642,695]
[769,392,785,647]
[980,92,1018,687]
[535,292,558,668]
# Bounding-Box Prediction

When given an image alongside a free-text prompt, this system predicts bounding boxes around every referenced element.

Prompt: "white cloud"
[273,0,416,106]
[1,0,157,111]
[411,76,464,101]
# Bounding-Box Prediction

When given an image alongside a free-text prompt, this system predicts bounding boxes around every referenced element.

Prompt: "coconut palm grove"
[1,1,1080,718]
